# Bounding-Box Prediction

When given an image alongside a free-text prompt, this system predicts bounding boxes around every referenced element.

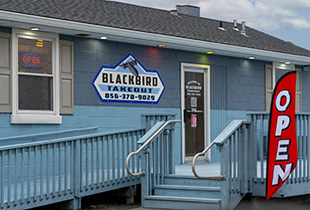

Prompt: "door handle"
[190,110,203,113]
[183,109,187,123]
[186,110,203,113]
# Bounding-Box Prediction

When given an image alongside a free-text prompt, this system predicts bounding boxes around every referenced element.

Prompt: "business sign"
[266,71,297,200]
[186,80,202,96]
[93,54,165,103]
[22,53,40,67]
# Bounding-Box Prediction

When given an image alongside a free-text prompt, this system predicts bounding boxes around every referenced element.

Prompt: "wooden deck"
[175,162,220,176]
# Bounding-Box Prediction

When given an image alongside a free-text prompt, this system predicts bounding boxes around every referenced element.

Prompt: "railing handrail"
[192,120,246,179]
[0,127,145,151]
[126,119,181,176]
[214,120,250,146]
[141,113,177,117]
[247,111,310,115]
[0,126,98,142]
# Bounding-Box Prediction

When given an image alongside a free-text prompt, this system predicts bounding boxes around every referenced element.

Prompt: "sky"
[112,0,310,51]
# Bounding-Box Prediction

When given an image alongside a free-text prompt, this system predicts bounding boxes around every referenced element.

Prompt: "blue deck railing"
[249,112,310,197]
[188,112,310,209]
[125,120,180,206]
[210,120,251,209]
[142,113,177,131]
[3,112,310,209]
[0,128,145,210]
[140,121,179,201]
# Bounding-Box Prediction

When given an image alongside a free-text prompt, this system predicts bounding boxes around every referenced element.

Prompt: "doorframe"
[181,63,210,163]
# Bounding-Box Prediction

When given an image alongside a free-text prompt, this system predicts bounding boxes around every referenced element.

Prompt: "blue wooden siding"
[210,65,227,110]
[70,35,268,111]
[0,106,180,137]
[225,59,266,111]
[0,30,309,166]
[210,109,248,162]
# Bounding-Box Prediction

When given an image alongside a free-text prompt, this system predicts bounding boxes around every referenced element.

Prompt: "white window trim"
[181,63,211,163]
[268,62,301,112]
[11,28,61,124]
[272,62,295,88]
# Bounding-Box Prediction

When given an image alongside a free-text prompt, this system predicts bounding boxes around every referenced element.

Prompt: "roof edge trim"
[0,10,309,65]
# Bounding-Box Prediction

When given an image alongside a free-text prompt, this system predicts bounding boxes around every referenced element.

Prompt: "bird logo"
[120,60,139,76]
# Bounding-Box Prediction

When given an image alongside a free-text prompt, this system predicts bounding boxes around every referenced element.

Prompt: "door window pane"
[184,72,204,156]
[18,75,53,110]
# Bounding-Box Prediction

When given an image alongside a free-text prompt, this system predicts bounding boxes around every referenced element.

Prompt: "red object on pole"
[266,71,297,200]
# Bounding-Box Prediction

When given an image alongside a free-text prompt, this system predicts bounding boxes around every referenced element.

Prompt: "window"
[265,62,301,112]
[18,37,53,110]
[11,29,61,124]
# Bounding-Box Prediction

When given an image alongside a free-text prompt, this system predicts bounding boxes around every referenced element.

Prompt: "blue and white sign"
[93,54,165,104]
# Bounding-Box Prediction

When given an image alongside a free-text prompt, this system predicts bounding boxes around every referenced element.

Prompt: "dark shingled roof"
[1,0,310,57]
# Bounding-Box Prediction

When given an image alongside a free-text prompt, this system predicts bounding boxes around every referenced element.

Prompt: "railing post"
[250,114,257,184]
[168,124,175,174]
[71,140,81,210]
[141,147,150,206]
[247,123,252,190]
[238,127,244,194]
[242,124,248,193]
[219,143,229,209]
[249,114,258,189]
[239,123,250,194]
[141,115,148,131]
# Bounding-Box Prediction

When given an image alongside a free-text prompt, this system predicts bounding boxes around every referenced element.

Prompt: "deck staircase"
[127,119,251,210]
[127,113,310,209]
[143,174,222,210]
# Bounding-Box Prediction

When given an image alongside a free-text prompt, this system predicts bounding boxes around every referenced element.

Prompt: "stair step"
[155,184,220,191]
[154,184,221,199]
[164,175,221,187]
[144,195,221,210]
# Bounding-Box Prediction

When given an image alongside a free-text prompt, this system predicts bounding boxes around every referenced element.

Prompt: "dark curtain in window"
[19,76,53,110]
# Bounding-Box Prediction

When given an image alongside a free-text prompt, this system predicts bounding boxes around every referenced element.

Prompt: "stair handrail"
[126,119,181,176]
[192,120,246,179]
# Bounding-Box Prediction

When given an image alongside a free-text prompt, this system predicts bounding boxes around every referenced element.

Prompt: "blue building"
[0,1,310,209]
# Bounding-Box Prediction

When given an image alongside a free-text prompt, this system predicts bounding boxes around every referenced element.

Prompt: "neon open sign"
[23,53,40,67]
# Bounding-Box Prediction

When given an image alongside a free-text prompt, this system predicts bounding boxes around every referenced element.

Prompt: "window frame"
[272,62,295,86]
[11,28,61,124]
[265,62,301,112]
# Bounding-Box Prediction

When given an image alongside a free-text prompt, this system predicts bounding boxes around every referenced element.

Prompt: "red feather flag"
[266,71,298,200]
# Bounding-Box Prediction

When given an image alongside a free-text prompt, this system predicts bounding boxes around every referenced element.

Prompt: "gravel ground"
[31,187,142,210]
[81,203,141,210]
[80,190,141,210]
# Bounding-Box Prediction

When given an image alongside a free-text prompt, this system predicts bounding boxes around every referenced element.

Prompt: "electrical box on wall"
[303,66,310,71]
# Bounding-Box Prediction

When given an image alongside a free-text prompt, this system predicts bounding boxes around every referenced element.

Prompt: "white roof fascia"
[0,10,309,65]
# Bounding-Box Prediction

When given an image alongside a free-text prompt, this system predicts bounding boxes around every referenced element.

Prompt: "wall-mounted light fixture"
[206,51,214,54]
[304,65,310,71]
[30,27,40,31]
[157,44,165,48]
[285,61,292,65]
[248,56,255,59]
[100,36,108,40]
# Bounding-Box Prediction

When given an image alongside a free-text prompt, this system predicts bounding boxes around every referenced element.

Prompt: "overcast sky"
[113,0,310,50]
